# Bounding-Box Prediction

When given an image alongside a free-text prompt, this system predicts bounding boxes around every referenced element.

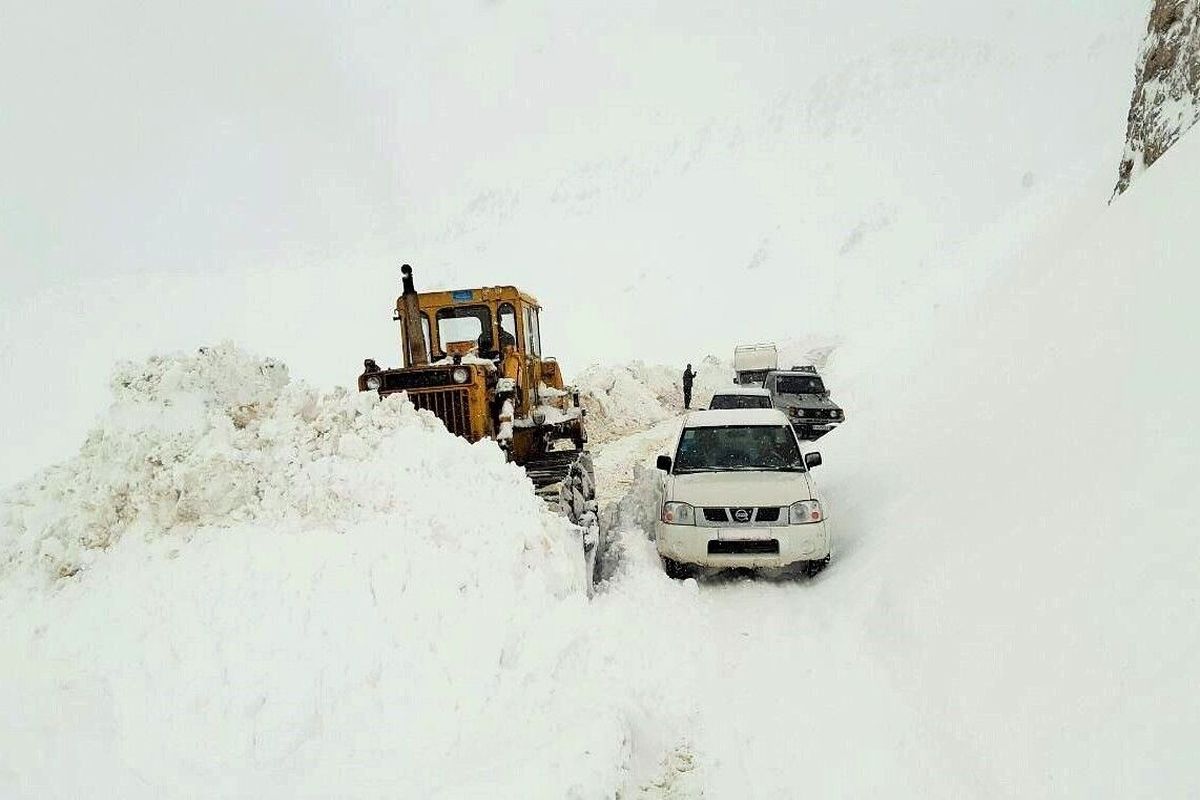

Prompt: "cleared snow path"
[591,416,681,505]
[592,426,975,797]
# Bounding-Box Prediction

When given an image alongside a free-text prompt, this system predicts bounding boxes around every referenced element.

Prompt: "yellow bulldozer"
[358,264,598,534]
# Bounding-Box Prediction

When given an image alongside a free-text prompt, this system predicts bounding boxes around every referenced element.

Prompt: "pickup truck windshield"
[708,394,773,410]
[776,375,825,394]
[674,425,804,473]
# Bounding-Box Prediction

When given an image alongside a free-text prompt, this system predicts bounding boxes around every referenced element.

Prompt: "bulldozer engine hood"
[372,366,479,392]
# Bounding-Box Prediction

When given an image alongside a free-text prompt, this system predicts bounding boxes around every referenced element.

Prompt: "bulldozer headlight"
[365,376,382,390]
[451,367,470,384]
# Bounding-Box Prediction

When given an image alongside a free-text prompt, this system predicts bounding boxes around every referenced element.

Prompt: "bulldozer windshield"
[435,305,493,355]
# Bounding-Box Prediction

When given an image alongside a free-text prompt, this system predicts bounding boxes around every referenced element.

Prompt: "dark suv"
[763,367,844,440]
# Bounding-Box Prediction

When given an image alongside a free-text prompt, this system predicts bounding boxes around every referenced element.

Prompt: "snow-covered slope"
[802,128,1200,796]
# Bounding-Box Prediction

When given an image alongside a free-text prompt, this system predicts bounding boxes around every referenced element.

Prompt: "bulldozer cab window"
[436,305,493,355]
[498,303,518,352]
[523,306,541,357]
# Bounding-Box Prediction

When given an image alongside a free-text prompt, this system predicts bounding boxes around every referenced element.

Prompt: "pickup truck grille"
[700,507,783,526]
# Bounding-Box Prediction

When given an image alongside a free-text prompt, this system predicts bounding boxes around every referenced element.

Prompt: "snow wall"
[0,345,699,798]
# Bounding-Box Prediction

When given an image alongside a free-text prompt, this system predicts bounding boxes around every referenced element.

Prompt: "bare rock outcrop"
[1115,0,1200,196]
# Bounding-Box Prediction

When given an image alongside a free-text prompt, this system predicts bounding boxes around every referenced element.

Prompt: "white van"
[732,343,779,386]
[653,409,830,578]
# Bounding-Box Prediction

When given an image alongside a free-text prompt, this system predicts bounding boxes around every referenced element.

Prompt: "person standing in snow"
[683,364,697,409]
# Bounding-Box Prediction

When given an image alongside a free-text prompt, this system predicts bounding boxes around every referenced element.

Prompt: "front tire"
[662,557,693,580]
[802,556,830,577]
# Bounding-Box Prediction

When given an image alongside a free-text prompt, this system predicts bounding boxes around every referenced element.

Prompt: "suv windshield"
[674,425,804,473]
[708,394,773,410]
[776,375,825,395]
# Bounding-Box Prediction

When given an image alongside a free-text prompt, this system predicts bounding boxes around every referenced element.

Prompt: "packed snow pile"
[0,343,573,583]
[0,344,677,799]
[574,355,731,442]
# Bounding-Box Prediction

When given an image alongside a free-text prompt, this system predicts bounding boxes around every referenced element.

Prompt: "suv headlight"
[365,375,382,390]
[451,367,470,384]
[661,502,696,525]
[789,500,823,524]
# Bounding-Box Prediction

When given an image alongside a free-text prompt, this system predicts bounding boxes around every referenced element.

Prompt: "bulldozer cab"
[361,266,581,465]
[395,286,540,367]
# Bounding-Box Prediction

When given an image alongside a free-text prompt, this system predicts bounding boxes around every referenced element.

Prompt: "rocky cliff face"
[1115,0,1200,196]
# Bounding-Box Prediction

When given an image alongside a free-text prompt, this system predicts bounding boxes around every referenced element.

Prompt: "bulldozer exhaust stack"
[400,264,428,367]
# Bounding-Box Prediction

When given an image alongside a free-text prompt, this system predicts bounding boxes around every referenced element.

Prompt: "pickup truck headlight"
[365,375,382,390]
[661,502,696,525]
[789,407,805,417]
[789,500,823,524]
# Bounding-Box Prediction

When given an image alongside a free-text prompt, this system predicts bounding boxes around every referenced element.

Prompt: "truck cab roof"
[682,409,791,428]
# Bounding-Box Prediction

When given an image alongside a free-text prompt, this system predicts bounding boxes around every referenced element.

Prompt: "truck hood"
[774,393,840,410]
[666,470,812,507]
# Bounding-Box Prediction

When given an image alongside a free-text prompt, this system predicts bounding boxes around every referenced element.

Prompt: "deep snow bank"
[806,132,1200,796]
[1,344,575,584]
[0,344,663,799]
[574,355,732,442]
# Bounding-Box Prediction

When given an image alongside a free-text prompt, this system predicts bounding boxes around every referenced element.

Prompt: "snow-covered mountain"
[3,2,1198,798]
[1115,0,1200,194]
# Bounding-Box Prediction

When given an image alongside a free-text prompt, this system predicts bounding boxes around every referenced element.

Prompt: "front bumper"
[790,418,840,440]
[656,521,830,569]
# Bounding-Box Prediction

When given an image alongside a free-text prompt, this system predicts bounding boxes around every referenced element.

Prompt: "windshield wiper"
[678,465,806,473]
[725,466,806,472]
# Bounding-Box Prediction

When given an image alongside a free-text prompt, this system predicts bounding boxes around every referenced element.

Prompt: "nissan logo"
[733,508,751,523]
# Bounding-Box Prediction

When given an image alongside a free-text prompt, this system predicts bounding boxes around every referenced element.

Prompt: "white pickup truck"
[654,408,830,578]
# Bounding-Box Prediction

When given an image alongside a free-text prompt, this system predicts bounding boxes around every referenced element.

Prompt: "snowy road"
[589,418,973,797]
[591,417,681,505]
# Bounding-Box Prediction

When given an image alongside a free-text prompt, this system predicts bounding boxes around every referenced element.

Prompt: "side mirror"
[804,452,822,469]
[656,455,673,472]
